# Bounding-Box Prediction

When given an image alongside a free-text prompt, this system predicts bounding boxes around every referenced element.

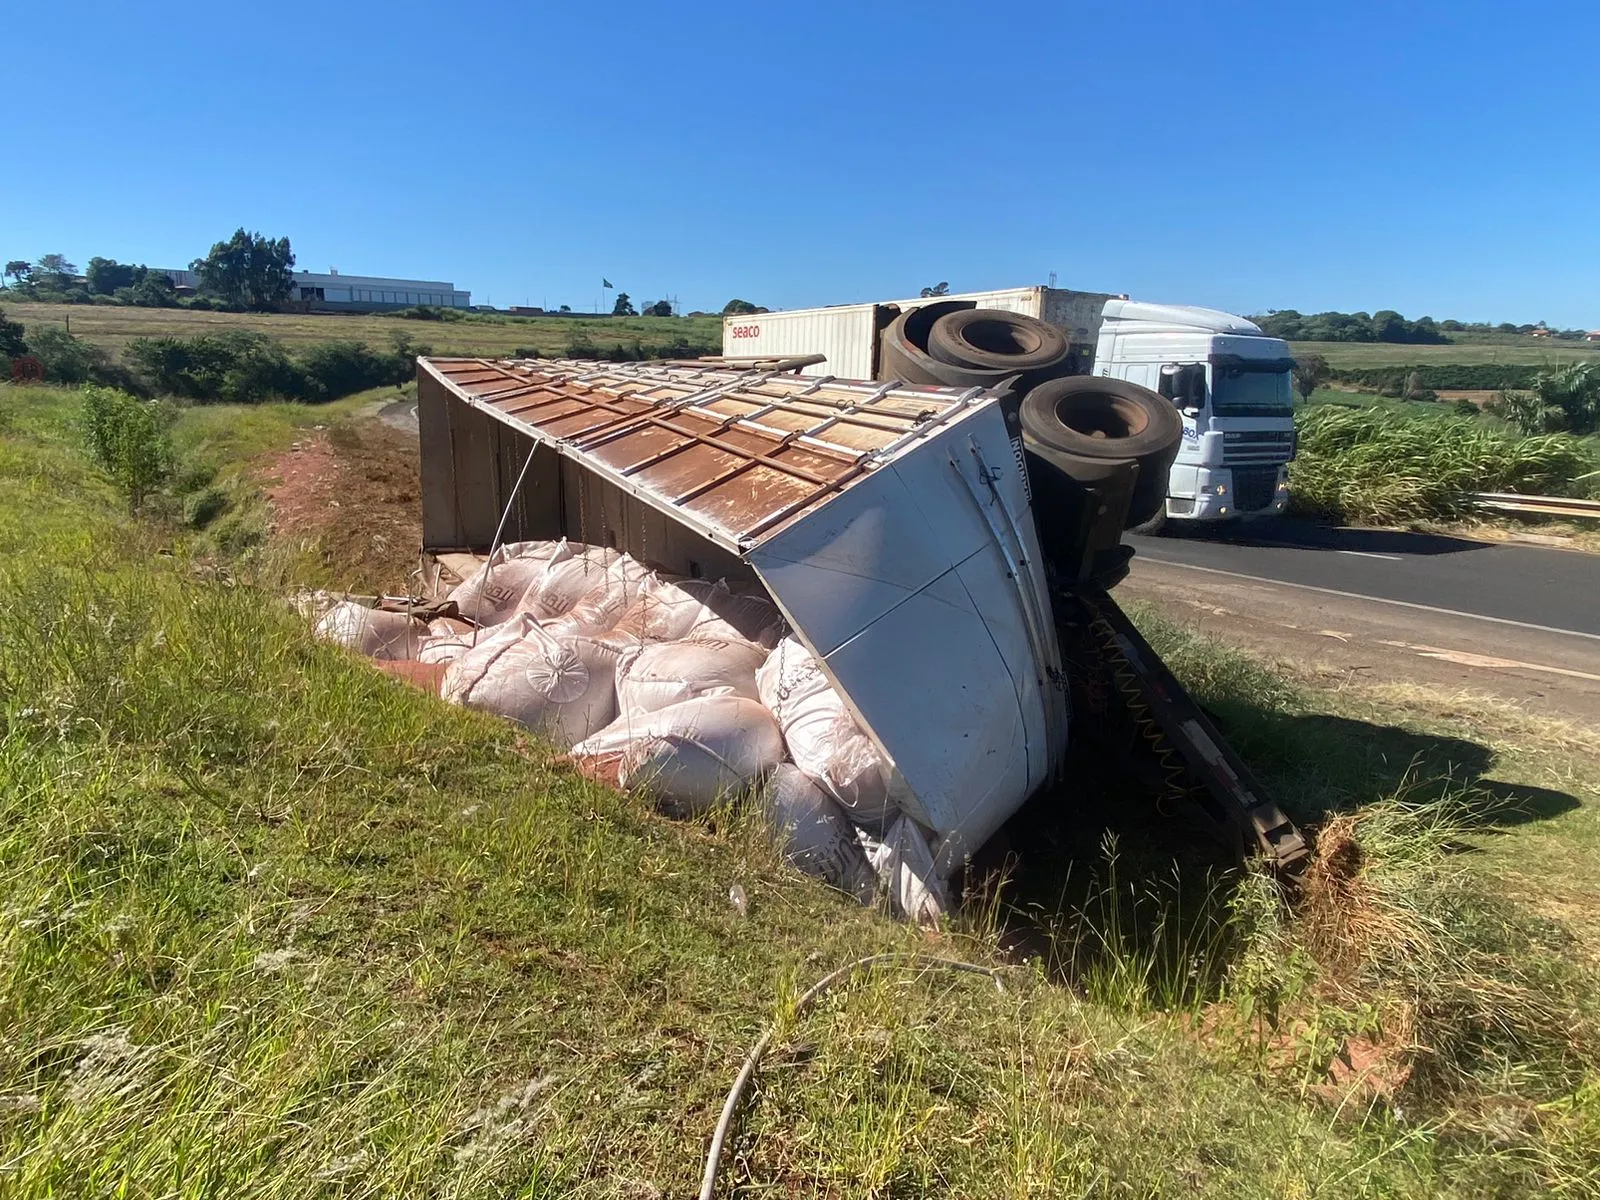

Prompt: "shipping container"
[721,285,1118,379]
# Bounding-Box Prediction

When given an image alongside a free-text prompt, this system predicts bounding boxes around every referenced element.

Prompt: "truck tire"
[926,308,1069,374]
[879,302,1016,389]
[1019,376,1183,529]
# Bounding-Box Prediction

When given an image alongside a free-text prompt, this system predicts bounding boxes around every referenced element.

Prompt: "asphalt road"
[1126,523,1600,639]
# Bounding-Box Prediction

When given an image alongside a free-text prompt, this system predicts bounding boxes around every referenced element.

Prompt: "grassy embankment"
[4,300,726,360]
[2,384,1599,1195]
[1293,334,1600,370]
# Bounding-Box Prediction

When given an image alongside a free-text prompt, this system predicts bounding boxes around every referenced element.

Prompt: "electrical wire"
[697,953,1004,1200]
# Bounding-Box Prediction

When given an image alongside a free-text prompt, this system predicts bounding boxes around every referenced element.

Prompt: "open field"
[1,383,1598,1195]
[1,300,725,358]
[1293,336,1600,369]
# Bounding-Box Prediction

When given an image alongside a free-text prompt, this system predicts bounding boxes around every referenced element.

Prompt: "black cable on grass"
[697,953,1005,1200]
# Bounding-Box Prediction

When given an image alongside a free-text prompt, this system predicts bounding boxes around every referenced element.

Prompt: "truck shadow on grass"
[981,704,1580,1005]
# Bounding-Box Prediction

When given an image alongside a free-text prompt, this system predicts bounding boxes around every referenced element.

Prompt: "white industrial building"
[161,268,470,312]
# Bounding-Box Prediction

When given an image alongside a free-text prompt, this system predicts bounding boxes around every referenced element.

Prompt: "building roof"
[417,356,999,553]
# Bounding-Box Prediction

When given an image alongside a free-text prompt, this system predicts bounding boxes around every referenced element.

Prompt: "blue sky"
[4,1,1596,325]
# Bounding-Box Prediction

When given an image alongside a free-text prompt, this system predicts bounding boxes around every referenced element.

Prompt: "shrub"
[298,339,409,399]
[512,346,541,359]
[128,331,422,403]
[1289,405,1597,523]
[127,331,311,404]
[80,385,175,512]
[28,326,143,391]
[182,484,230,529]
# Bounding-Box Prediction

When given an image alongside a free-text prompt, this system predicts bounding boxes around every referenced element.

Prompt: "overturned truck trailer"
[416,355,1306,889]
[418,356,1067,875]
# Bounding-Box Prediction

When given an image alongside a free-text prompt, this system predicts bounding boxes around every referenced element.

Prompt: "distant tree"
[0,307,27,359]
[125,268,177,307]
[34,254,78,286]
[721,298,766,315]
[1291,352,1329,403]
[641,299,673,317]
[610,292,636,316]
[1496,322,1518,333]
[1440,319,1464,332]
[3,261,30,286]
[558,304,571,313]
[919,281,950,297]
[191,229,296,311]
[86,257,137,295]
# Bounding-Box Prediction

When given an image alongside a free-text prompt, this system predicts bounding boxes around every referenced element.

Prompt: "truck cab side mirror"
[1159,364,1206,416]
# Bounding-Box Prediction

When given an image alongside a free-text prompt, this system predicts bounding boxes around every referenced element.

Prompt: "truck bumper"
[1165,465,1290,522]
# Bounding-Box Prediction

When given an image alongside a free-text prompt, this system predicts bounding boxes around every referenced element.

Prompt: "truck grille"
[1222,430,1295,465]
[1231,467,1280,513]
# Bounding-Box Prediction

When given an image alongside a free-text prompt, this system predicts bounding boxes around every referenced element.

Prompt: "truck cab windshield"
[1210,365,1293,417]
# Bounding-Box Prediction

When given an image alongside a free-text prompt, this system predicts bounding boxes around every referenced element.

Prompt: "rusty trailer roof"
[418,357,1001,552]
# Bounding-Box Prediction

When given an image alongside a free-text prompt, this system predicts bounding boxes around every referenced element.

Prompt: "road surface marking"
[1134,556,1600,643]
[1377,639,1600,683]
[1336,550,1404,561]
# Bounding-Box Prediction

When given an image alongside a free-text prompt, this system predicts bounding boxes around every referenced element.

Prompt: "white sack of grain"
[571,696,784,818]
[857,816,948,926]
[447,539,567,626]
[440,613,623,747]
[539,555,654,636]
[417,613,487,667]
[615,637,767,719]
[763,765,877,903]
[314,601,428,661]
[756,636,893,831]
[683,583,785,649]
[517,544,624,621]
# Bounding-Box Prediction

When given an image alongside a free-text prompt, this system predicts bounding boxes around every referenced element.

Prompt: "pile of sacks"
[312,539,947,921]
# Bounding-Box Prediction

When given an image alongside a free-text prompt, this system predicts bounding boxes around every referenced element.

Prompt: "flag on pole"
[602,278,613,289]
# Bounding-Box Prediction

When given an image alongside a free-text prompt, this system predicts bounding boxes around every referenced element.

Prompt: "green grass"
[1293,337,1600,369]
[4,300,726,360]
[1304,386,1468,420]
[1,383,1598,1195]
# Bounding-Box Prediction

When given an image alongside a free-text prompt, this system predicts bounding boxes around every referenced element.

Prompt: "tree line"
[1256,309,1594,344]
[3,230,299,313]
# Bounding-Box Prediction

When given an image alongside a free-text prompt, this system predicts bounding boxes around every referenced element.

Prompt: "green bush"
[1289,405,1597,523]
[181,484,230,529]
[80,385,175,512]
[297,339,410,398]
[128,332,422,404]
[28,326,143,392]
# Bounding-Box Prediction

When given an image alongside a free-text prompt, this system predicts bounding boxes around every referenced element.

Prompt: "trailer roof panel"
[419,357,1000,551]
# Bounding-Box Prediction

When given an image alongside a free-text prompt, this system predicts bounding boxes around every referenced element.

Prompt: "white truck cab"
[1094,301,1295,530]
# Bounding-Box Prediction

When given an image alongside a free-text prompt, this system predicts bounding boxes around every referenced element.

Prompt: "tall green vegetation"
[79,385,174,512]
[1289,405,1596,523]
[1493,362,1600,435]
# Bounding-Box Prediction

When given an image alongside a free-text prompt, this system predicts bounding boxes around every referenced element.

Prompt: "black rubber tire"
[926,308,1069,373]
[879,302,1017,389]
[1019,375,1182,462]
[1020,376,1183,528]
